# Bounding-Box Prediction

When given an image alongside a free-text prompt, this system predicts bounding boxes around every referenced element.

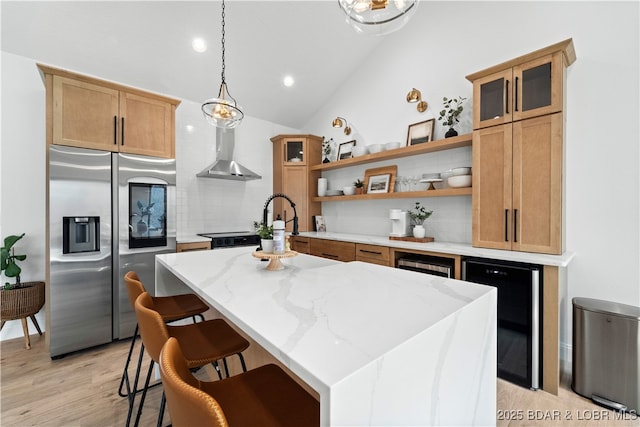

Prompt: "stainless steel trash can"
[572,297,640,412]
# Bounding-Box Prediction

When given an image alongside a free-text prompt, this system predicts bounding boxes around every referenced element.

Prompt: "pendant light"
[202,0,244,128]
[338,0,419,36]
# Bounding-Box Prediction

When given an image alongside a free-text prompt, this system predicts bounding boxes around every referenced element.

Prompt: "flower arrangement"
[253,221,273,239]
[408,202,433,226]
[322,137,334,163]
[438,96,467,137]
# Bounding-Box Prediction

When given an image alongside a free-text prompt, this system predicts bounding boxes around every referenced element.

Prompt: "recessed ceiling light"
[283,75,295,87]
[192,38,207,53]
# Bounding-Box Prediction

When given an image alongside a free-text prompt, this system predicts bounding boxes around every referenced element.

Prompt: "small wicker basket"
[1,281,45,321]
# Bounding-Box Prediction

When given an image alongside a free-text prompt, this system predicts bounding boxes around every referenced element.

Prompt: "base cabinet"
[176,241,211,253]
[309,239,355,262]
[355,244,391,267]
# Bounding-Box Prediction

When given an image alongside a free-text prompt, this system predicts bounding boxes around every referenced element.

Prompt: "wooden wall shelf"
[313,187,471,202]
[311,133,472,172]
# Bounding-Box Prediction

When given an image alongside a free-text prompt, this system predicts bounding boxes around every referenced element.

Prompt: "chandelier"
[338,0,419,36]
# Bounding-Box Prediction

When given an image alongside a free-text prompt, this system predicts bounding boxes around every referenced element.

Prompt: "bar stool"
[132,292,250,427]
[119,271,209,403]
[159,336,319,427]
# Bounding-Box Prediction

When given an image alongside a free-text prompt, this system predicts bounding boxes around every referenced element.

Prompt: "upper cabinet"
[466,39,576,130]
[38,64,180,159]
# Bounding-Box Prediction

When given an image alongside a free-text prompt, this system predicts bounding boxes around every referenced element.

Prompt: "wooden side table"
[0,281,45,349]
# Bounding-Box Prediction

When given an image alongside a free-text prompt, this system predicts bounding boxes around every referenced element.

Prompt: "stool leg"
[131,359,154,427]
[20,317,31,349]
[157,392,166,427]
[119,325,140,398]
[30,315,43,335]
[238,352,247,372]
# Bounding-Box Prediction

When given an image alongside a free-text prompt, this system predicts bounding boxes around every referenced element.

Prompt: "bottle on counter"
[273,216,285,254]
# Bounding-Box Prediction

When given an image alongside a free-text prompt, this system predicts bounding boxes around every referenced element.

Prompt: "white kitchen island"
[155,247,497,426]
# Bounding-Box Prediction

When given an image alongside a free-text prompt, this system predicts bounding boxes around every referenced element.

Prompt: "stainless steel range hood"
[196,128,262,181]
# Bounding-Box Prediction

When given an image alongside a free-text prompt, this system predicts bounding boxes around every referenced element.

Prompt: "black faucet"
[262,193,299,236]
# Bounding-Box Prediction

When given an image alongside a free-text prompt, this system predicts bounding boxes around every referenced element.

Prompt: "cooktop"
[197,231,260,249]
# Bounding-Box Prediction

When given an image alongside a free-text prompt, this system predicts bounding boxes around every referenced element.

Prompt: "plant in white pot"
[253,221,274,253]
[408,202,433,238]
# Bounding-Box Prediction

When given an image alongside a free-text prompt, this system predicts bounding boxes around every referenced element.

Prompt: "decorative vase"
[317,178,328,197]
[323,157,330,164]
[355,187,364,195]
[413,225,426,238]
[445,127,458,138]
[261,239,274,253]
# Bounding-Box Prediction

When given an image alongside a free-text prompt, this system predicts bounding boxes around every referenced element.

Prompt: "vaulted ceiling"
[2,1,386,128]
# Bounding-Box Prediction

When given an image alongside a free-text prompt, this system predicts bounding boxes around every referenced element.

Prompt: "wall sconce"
[332,116,352,135]
[406,88,428,113]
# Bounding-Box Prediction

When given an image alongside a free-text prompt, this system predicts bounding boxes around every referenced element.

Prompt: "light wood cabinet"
[472,114,563,254]
[309,238,355,262]
[39,64,180,159]
[290,236,310,254]
[270,135,323,232]
[355,243,391,267]
[176,241,211,252]
[467,39,575,130]
[468,39,574,255]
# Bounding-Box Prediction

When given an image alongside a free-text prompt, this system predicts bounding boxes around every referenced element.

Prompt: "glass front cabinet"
[470,51,566,130]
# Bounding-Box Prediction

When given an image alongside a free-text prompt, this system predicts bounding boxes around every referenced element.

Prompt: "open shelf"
[313,187,472,202]
[311,133,472,171]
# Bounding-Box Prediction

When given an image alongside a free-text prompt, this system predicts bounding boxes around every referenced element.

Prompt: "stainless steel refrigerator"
[48,145,176,358]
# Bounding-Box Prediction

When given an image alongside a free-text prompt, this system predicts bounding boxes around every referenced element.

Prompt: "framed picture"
[314,215,326,232]
[406,119,435,146]
[337,140,356,161]
[363,165,397,194]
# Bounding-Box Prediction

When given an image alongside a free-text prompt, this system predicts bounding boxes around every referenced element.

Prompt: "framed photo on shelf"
[314,215,326,232]
[406,119,435,146]
[337,140,356,161]
[363,165,397,194]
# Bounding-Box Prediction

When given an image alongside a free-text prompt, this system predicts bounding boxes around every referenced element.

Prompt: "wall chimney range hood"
[197,128,261,181]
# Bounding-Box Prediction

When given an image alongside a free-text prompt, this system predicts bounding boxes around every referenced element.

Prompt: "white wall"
[303,1,640,364]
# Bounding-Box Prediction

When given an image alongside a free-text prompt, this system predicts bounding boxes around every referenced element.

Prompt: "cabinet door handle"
[121,117,125,146]
[505,80,510,114]
[359,249,382,256]
[113,116,117,145]
[514,76,519,112]
[505,209,509,241]
[513,209,518,242]
[321,252,339,259]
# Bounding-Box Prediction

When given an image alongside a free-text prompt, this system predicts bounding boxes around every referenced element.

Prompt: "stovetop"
[197,231,260,249]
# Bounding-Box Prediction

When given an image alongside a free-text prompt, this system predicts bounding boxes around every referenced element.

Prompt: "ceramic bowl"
[450,167,471,176]
[352,146,369,157]
[384,142,401,151]
[447,174,472,188]
[368,143,384,153]
[343,186,356,196]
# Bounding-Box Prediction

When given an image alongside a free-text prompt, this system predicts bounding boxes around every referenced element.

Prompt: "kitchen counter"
[155,247,497,426]
[297,231,575,267]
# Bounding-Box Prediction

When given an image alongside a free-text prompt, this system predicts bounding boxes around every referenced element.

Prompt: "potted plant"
[253,221,274,253]
[408,202,433,238]
[354,178,365,195]
[438,96,467,138]
[322,137,334,163]
[0,233,45,349]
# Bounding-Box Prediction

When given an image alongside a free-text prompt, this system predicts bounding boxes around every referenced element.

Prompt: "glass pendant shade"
[338,0,419,36]
[202,83,244,129]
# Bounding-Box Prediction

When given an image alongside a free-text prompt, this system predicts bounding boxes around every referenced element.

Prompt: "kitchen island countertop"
[156,247,497,426]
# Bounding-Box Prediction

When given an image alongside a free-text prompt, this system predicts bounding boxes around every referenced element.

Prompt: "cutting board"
[389,236,434,243]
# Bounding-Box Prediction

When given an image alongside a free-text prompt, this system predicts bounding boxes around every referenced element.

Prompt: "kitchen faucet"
[262,193,299,236]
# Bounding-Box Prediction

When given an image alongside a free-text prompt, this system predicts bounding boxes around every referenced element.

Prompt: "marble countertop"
[297,231,575,267]
[155,246,497,424]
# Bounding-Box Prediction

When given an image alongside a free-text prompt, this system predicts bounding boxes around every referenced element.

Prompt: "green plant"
[253,221,273,239]
[322,137,334,157]
[438,96,467,128]
[353,179,364,188]
[1,233,27,290]
[408,202,433,226]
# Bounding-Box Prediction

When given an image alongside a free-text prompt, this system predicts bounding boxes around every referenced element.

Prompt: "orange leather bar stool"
[160,337,319,427]
[132,292,250,427]
[119,271,209,405]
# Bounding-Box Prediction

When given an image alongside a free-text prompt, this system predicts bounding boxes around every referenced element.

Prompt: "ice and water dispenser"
[63,216,100,254]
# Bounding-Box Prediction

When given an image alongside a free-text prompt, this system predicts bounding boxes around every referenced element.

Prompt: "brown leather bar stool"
[132,292,250,427]
[119,271,210,404]
[159,336,319,427]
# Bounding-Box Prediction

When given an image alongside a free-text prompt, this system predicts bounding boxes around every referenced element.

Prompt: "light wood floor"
[1,333,638,426]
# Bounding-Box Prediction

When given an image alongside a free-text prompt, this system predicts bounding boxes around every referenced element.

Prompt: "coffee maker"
[389,209,411,237]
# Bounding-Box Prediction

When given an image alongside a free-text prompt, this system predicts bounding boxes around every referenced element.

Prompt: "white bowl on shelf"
[352,146,368,157]
[343,186,356,196]
[447,174,472,188]
[449,167,471,176]
[368,143,384,153]
[384,142,401,151]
